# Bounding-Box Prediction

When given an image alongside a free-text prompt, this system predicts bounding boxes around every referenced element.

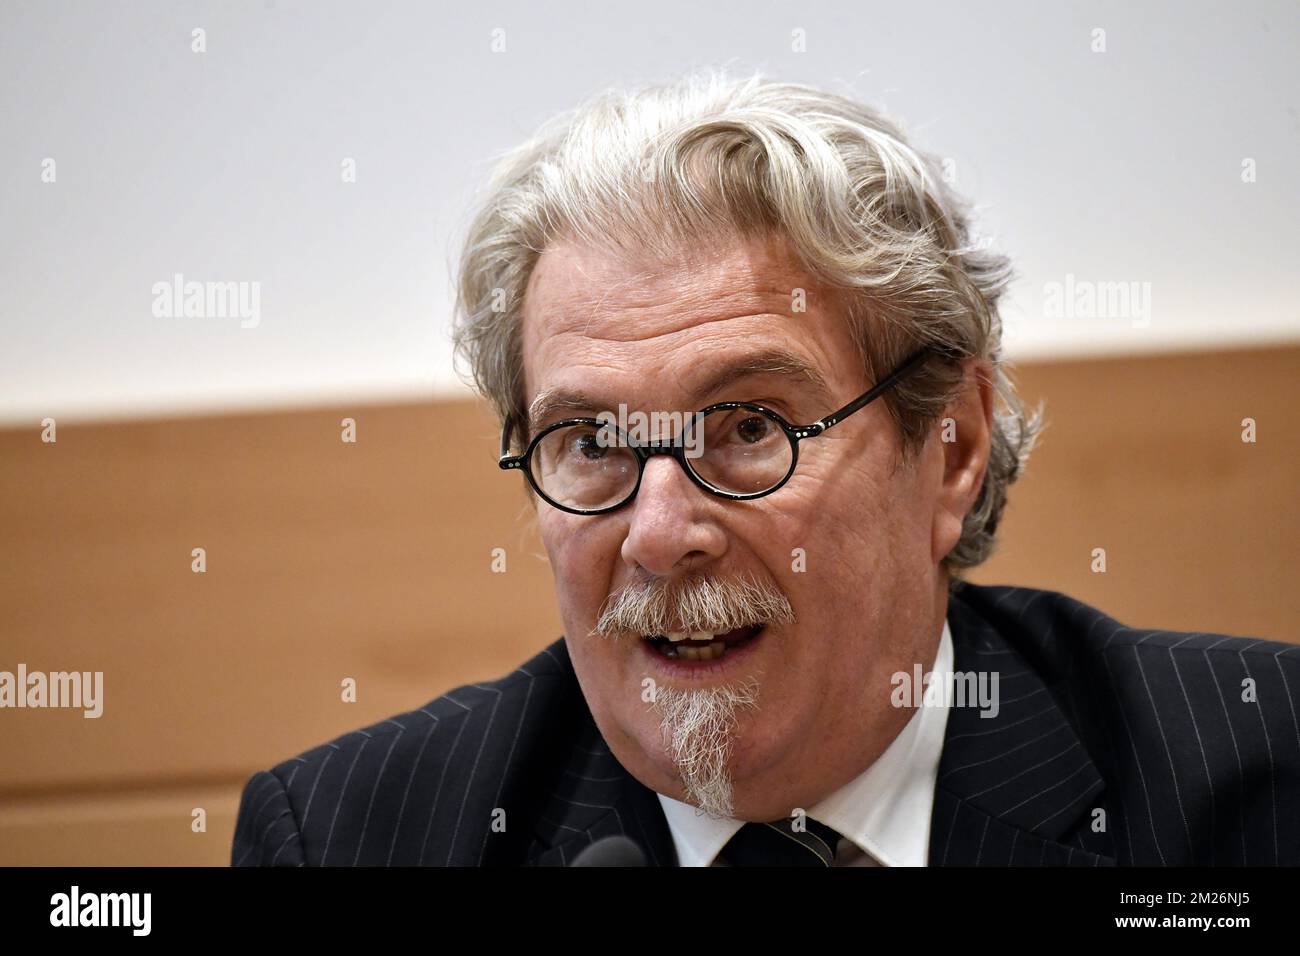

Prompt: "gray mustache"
[593,573,795,637]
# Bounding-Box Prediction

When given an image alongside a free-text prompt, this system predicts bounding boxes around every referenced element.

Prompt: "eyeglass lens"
[529,407,795,511]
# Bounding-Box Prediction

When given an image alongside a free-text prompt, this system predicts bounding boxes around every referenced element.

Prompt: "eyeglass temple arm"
[799,346,940,438]
[498,417,523,469]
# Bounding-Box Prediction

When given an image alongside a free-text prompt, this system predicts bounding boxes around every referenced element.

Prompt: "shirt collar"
[656,617,954,866]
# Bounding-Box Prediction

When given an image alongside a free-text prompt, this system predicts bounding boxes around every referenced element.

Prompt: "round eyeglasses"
[499,346,940,516]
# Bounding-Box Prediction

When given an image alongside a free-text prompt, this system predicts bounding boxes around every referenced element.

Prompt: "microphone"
[569,835,647,866]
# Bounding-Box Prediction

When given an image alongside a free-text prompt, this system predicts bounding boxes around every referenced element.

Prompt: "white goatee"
[591,571,793,818]
[652,676,760,818]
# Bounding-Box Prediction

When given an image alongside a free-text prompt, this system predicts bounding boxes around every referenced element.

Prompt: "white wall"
[2,0,1296,423]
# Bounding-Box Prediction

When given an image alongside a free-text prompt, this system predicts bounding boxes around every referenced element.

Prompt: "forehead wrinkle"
[689,343,834,407]
[525,229,833,345]
[525,343,834,434]
[531,256,819,345]
[565,263,669,343]
[555,288,816,345]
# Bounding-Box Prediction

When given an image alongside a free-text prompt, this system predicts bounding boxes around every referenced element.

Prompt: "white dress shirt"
[656,617,954,866]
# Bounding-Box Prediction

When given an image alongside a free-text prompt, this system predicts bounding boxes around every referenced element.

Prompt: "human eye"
[733,413,774,444]
[563,425,611,461]
[704,408,781,449]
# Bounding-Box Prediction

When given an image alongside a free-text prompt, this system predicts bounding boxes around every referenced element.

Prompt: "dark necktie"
[718,817,842,866]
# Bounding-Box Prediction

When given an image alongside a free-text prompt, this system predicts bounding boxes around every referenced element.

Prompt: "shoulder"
[262,639,576,787]
[232,639,584,866]
[949,580,1299,680]
[950,581,1300,864]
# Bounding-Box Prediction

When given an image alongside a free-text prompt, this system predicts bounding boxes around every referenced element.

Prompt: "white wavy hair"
[452,68,1040,570]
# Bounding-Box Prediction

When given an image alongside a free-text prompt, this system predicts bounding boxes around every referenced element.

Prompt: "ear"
[931,359,994,564]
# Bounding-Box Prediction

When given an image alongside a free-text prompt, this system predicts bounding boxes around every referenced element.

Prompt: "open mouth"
[641,624,766,662]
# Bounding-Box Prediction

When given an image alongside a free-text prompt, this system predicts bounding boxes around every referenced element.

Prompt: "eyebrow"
[524,349,836,434]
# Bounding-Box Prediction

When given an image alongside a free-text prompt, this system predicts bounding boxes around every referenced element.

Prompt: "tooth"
[666,631,689,643]
[662,646,678,659]
[678,646,699,661]
[709,641,724,655]
[689,630,714,641]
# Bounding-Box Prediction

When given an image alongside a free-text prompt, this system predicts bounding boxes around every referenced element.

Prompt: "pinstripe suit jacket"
[231,583,1300,866]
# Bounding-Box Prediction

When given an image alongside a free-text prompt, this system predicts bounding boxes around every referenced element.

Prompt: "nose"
[620,453,728,576]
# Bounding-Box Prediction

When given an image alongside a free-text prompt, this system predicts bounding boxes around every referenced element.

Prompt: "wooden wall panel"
[1,401,561,794]
[1,344,1296,864]
[965,346,1299,639]
[0,787,238,866]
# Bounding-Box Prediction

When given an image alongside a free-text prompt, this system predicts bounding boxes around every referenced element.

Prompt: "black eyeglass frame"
[498,345,943,516]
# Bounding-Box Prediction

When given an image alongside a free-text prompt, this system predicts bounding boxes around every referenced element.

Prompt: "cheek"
[538,513,620,629]
[767,443,905,565]
[761,444,933,643]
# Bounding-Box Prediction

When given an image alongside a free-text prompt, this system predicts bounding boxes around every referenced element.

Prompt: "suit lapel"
[524,646,675,867]
[525,731,675,866]
[929,590,1116,865]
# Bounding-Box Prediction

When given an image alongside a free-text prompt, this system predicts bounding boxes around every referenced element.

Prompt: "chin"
[673,708,796,811]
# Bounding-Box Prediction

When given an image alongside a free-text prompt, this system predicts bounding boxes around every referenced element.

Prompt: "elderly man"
[233,71,1299,867]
